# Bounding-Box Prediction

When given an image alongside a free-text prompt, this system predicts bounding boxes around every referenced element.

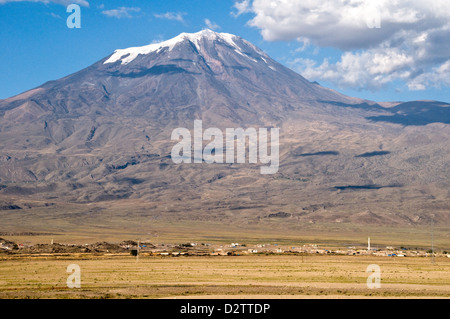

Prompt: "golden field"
[0,254,448,299]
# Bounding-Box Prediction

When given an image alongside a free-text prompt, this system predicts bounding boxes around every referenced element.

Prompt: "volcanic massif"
[0,30,449,240]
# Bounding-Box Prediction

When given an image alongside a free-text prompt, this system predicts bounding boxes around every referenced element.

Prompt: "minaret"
[368,237,371,251]
[136,240,140,263]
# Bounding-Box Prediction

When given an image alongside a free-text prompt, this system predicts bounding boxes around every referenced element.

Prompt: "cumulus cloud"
[240,0,450,91]
[292,49,414,91]
[408,61,450,91]
[0,0,89,6]
[154,12,186,23]
[102,7,141,19]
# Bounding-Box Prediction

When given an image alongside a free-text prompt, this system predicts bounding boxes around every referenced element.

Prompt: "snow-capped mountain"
[0,30,448,227]
[104,29,266,65]
[0,29,360,127]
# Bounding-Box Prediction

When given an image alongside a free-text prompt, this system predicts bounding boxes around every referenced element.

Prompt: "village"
[1,237,449,259]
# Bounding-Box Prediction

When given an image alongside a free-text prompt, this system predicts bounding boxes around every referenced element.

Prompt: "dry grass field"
[0,254,448,299]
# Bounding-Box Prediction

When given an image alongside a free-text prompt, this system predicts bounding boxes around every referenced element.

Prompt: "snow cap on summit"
[104,29,256,65]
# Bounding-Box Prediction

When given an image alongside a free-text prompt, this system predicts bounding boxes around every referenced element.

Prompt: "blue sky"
[0,0,449,103]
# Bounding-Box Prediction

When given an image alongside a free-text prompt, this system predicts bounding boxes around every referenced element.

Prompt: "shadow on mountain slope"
[321,100,450,126]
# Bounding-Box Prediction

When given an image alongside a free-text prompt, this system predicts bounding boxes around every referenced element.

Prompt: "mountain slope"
[0,30,360,125]
[0,29,449,228]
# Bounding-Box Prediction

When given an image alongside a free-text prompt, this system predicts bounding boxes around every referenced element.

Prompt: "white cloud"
[292,48,415,91]
[0,0,89,6]
[232,0,251,17]
[246,0,450,49]
[242,0,450,91]
[204,18,220,31]
[49,12,61,19]
[154,12,185,23]
[408,60,450,91]
[102,7,141,19]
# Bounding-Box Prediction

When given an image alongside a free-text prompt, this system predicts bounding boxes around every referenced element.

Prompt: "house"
[227,251,240,256]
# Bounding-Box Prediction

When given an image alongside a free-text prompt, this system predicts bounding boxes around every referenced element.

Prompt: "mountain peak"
[104,29,244,65]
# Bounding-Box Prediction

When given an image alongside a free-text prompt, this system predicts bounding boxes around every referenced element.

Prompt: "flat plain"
[0,254,448,299]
